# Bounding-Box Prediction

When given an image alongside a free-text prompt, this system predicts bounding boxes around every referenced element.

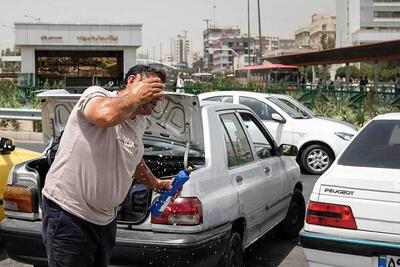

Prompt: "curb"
[0,130,43,143]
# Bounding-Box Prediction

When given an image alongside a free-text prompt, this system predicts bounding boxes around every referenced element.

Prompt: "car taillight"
[151,197,203,225]
[3,185,34,213]
[306,201,357,230]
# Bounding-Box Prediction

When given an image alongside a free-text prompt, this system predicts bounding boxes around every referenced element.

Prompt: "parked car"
[199,91,357,175]
[300,113,400,267]
[0,90,303,267]
[0,137,39,221]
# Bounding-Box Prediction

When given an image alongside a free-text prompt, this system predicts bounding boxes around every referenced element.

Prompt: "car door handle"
[264,167,271,174]
[236,176,244,183]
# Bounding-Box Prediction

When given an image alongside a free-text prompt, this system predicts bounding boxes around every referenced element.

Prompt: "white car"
[301,113,400,267]
[199,91,357,175]
[0,90,303,267]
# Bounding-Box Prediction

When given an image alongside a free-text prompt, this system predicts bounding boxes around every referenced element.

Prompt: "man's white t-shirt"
[42,86,146,225]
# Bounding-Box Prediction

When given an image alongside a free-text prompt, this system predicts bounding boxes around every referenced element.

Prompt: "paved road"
[2,142,319,267]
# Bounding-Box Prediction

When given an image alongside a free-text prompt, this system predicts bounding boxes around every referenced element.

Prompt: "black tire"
[300,144,334,175]
[278,189,305,239]
[220,232,244,267]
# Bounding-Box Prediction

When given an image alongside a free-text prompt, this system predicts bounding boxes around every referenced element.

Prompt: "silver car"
[0,91,303,267]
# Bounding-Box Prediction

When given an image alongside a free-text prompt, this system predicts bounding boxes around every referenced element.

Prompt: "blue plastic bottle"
[149,169,191,216]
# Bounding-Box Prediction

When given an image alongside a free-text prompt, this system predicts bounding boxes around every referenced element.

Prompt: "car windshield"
[266,97,309,119]
[338,120,400,169]
[274,96,315,118]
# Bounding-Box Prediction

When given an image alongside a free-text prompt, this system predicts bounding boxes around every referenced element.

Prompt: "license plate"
[379,255,400,267]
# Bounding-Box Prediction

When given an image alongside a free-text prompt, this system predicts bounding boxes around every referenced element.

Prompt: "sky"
[0,0,335,56]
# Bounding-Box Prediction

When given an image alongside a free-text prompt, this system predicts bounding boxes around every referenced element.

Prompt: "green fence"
[13,83,400,110]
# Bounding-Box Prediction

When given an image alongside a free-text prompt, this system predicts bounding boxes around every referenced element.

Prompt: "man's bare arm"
[134,159,172,193]
[84,75,164,128]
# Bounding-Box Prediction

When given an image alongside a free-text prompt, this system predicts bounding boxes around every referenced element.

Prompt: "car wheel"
[278,189,305,239]
[301,144,334,175]
[221,232,244,267]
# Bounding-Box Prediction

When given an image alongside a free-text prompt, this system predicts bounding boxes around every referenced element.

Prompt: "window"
[222,127,239,167]
[338,120,400,169]
[239,97,276,121]
[220,113,254,167]
[322,24,327,31]
[374,11,400,19]
[267,97,306,119]
[204,96,233,103]
[273,97,314,118]
[374,0,400,2]
[239,112,276,159]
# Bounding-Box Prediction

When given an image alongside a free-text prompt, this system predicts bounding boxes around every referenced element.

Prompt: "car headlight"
[335,132,354,141]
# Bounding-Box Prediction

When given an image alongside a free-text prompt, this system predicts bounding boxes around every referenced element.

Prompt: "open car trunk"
[31,90,205,225]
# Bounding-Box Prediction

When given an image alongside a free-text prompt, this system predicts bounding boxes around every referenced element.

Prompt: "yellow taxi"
[0,137,39,221]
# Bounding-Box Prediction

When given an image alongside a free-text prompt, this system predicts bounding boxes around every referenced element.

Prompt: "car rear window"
[338,120,400,169]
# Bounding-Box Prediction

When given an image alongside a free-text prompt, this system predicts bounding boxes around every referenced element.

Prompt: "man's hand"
[153,179,172,194]
[154,179,181,201]
[128,75,164,105]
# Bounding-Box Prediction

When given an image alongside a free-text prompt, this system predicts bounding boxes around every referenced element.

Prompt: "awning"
[265,39,400,66]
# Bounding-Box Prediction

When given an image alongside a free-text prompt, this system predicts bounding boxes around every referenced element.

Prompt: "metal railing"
[0,108,41,121]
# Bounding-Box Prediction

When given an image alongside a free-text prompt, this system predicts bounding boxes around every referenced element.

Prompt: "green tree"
[336,65,360,79]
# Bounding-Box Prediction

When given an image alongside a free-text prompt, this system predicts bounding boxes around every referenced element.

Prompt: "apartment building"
[203,27,240,71]
[175,35,190,69]
[336,0,400,47]
[212,37,256,71]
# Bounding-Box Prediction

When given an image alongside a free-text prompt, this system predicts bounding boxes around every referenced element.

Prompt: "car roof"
[372,112,400,121]
[198,90,288,99]
[200,100,251,111]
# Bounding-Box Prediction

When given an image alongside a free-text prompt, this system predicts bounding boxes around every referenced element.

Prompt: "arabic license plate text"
[379,255,400,267]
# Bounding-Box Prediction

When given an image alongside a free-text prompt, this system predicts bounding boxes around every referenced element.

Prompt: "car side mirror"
[0,138,16,155]
[271,113,286,123]
[279,144,298,156]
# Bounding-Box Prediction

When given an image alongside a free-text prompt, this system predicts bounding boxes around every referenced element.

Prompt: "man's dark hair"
[121,65,166,89]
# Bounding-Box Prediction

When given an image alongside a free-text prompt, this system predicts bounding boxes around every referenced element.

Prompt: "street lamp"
[247,0,251,66]
[24,14,41,23]
[206,48,239,57]
[257,0,263,64]
[206,48,240,72]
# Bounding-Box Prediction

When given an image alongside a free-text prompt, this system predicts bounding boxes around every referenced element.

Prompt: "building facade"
[293,14,336,50]
[279,39,297,50]
[294,27,311,47]
[203,27,240,71]
[15,23,142,87]
[336,0,400,47]
[309,14,336,49]
[254,36,280,56]
[174,35,190,69]
[212,37,256,72]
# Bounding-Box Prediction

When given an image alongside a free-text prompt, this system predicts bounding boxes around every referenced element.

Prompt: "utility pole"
[183,30,188,72]
[152,47,155,63]
[170,38,174,69]
[257,0,263,65]
[160,43,163,64]
[247,0,251,66]
[203,19,211,30]
[203,19,211,72]
[213,3,216,27]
